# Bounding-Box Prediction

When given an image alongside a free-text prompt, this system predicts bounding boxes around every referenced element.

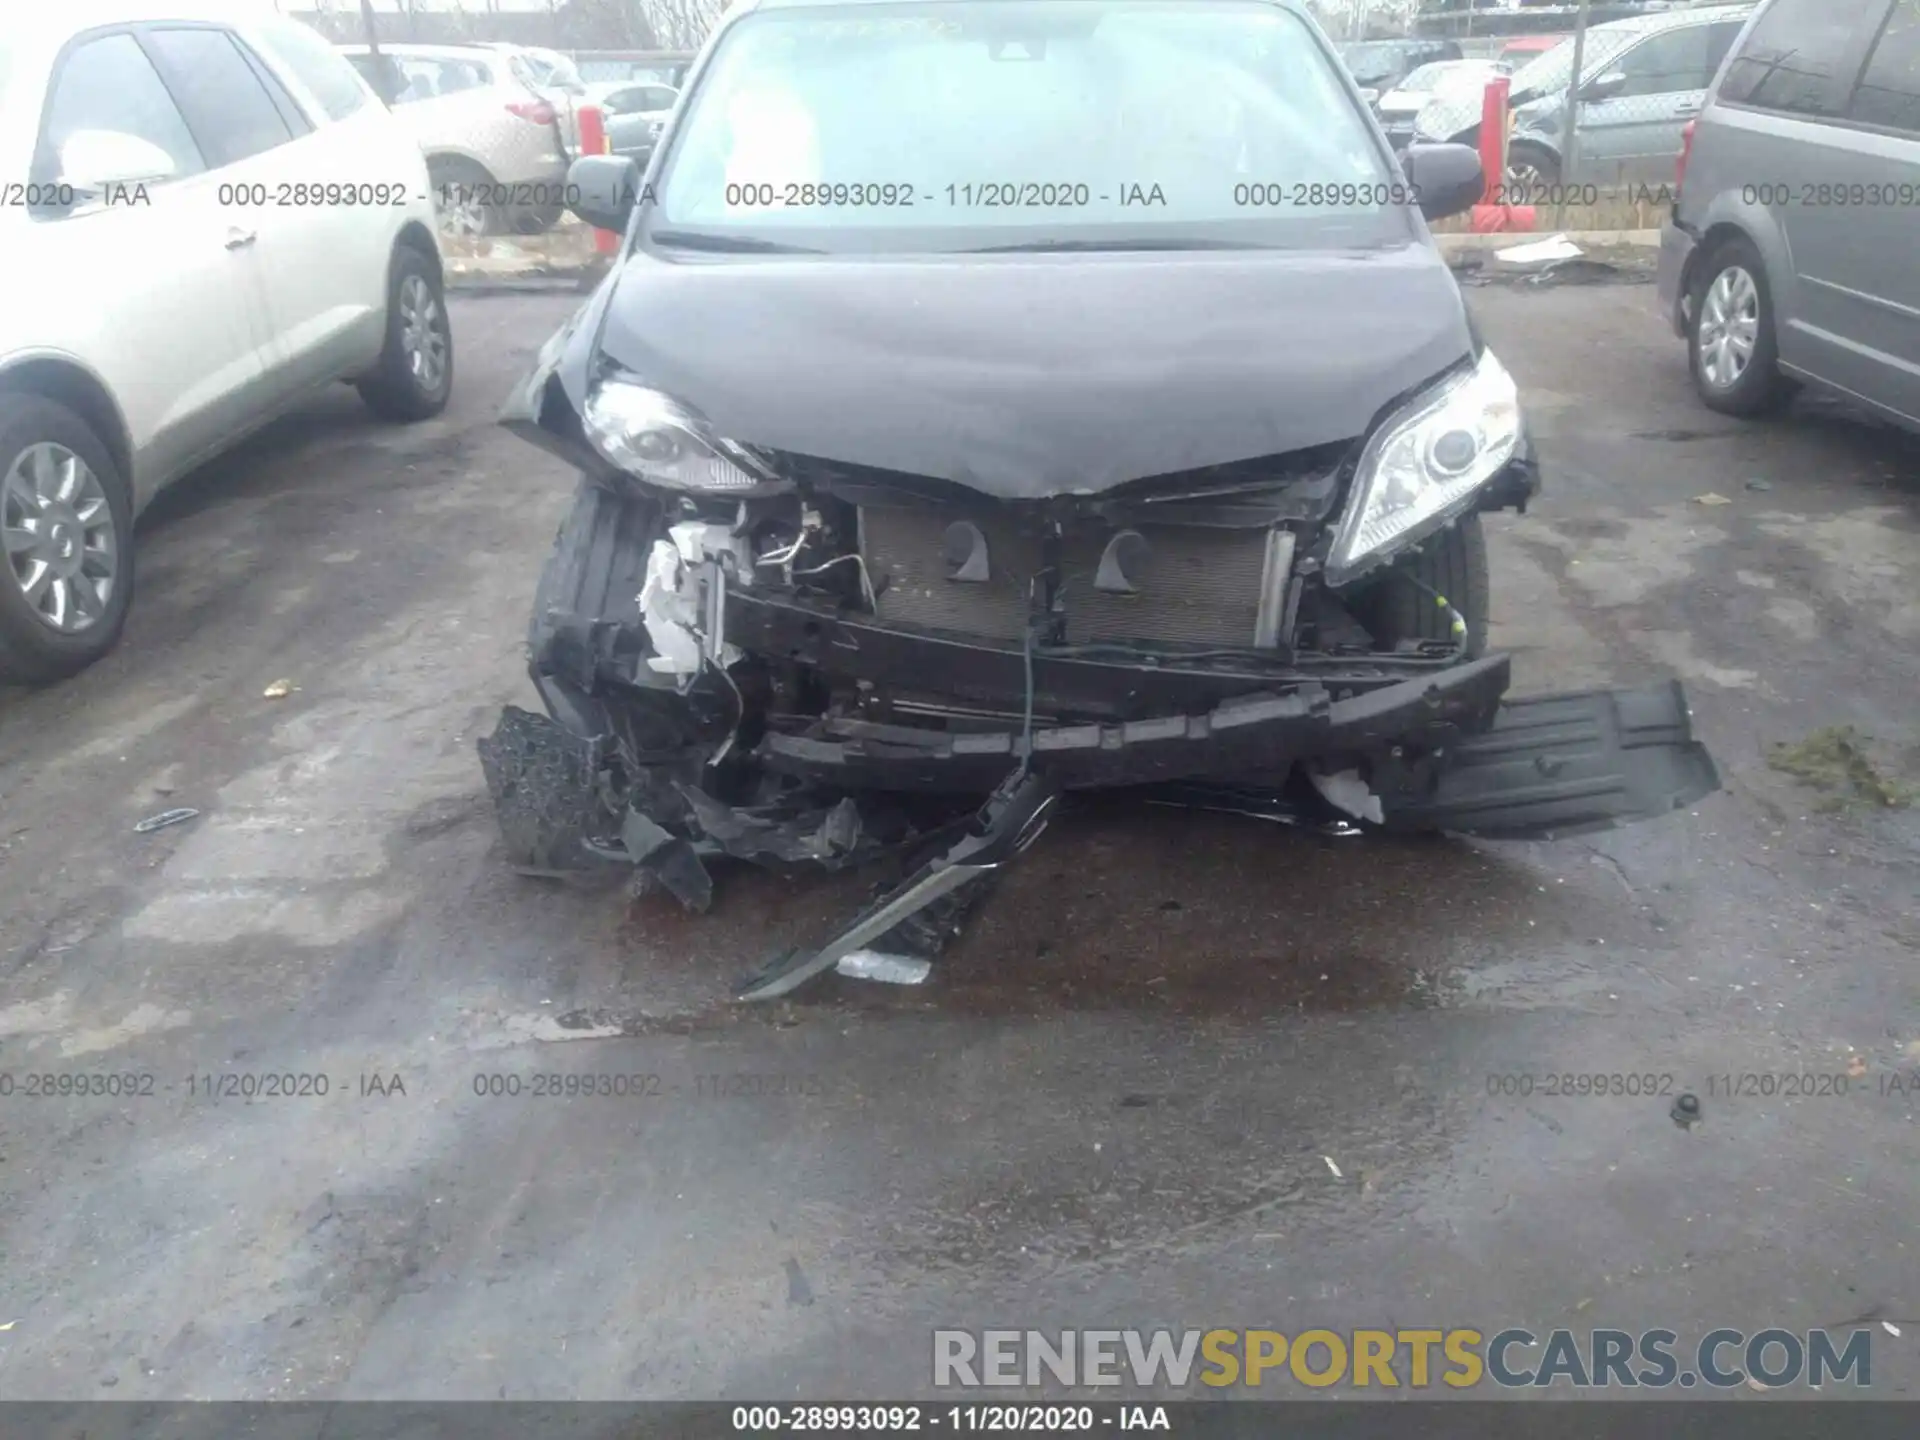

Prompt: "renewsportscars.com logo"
[932,1327,1874,1391]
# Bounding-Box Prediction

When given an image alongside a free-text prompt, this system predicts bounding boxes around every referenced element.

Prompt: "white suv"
[338,42,573,237]
[0,2,453,683]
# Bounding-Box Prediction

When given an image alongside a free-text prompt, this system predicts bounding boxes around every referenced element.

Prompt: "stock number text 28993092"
[717,182,1171,208]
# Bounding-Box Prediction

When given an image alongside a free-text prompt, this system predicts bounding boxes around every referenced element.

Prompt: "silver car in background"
[1416,5,1755,190]
[1657,0,1920,426]
[588,81,677,162]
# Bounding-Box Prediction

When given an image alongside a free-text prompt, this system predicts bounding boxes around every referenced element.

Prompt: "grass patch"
[1767,726,1916,812]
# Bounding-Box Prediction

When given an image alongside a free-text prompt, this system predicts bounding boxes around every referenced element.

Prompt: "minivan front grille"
[860,506,1278,648]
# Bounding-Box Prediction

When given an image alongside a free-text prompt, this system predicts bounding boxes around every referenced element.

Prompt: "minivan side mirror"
[1578,68,1628,103]
[1402,142,1484,223]
[568,153,643,233]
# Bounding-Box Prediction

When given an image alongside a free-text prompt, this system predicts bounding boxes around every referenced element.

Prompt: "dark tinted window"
[1719,0,1888,116]
[1614,25,1715,96]
[1852,0,1920,133]
[1707,19,1747,74]
[143,27,297,166]
[40,32,207,182]
[257,16,369,121]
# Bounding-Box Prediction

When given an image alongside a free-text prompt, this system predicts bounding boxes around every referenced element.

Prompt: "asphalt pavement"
[0,283,1916,1400]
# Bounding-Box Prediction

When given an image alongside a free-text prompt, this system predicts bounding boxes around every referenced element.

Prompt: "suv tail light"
[507,98,557,125]
[1675,118,1697,195]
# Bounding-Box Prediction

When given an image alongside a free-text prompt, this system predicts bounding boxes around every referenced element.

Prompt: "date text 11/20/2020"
[1487,1069,1913,1099]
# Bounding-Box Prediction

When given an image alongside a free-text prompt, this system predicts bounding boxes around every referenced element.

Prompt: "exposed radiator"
[860,506,1037,641]
[860,506,1279,648]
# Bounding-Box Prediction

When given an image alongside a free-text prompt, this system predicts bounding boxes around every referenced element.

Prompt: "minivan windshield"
[647,0,1406,255]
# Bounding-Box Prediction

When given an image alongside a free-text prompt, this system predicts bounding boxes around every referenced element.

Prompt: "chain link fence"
[1386,2,1760,232]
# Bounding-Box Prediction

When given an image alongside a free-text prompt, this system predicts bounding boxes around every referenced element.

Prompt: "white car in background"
[0,2,453,683]
[339,41,573,237]
[1375,59,1506,149]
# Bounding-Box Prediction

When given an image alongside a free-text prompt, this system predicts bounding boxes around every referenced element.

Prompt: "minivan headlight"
[1326,349,1520,587]
[581,379,787,494]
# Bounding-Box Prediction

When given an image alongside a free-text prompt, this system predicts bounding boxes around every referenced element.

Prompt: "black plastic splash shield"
[1373,679,1721,839]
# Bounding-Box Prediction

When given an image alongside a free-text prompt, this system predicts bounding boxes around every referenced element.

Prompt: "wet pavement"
[0,286,1916,1400]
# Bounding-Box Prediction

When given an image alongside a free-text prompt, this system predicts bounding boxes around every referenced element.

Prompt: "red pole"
[1467,75,1535,233]
[1479,75,1510,204]
[575,103,621,256]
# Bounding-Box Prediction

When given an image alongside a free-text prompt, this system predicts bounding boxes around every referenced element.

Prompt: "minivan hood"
[591,242,1474,499]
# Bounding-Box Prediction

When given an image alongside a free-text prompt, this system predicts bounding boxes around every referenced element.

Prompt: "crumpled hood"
[1420,85,1565,147]
[589,242,1474,499]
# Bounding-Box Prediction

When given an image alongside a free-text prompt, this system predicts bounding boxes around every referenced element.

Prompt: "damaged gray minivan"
[482,0,1720,1000]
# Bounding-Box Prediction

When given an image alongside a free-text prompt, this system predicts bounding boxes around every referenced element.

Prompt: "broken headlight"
[1325,348,1520,587]
[582,379,788,495]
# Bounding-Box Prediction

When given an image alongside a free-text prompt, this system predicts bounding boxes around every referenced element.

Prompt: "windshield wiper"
[648,229,822,254]
[965,237,1265,254]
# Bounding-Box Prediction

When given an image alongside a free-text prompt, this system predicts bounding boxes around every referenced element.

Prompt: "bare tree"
[633,0,730,49]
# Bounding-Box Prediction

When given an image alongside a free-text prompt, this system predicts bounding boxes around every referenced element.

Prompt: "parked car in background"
[1376,58,1505,149]
[338,42,570,237]
[587,81,678,162]
[479,42,588,155]
[1339,38,1463,95]
[1495,35,1560,69]
[574,50,695,87]
[492,44,588,97]
[0,3,452,682]
[1415,5,1755,189]
[1658,0,1920,427]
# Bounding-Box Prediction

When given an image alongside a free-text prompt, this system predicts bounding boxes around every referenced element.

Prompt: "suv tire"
[358,245,454,422]
[1688,237,1795,417]
[0,393,135,683]
[428,156,502,239]
[1504,141,1560,202]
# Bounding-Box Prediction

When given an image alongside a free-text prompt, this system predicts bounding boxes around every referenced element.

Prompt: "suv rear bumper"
[1657,220,1697,338]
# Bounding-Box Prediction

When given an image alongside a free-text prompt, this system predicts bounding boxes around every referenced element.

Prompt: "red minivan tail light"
[507,98,557,126]
[1676,118,1697,195]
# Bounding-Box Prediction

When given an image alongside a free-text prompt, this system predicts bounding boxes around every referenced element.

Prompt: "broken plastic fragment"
[639,531,746,678]
[677,786,869,867]
[1308,768,1385,825]
[1494,234,1581,264]
[835,951,932,985]
[133,807,200,834]
[621,805,713,912]
[638,540,707,676]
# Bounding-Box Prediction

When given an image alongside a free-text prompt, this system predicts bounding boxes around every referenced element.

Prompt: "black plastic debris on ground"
[475,706,609,874]
[477,677,1720,1001]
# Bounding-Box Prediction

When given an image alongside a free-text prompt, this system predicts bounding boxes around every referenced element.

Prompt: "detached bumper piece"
[1370,680,1720,840]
